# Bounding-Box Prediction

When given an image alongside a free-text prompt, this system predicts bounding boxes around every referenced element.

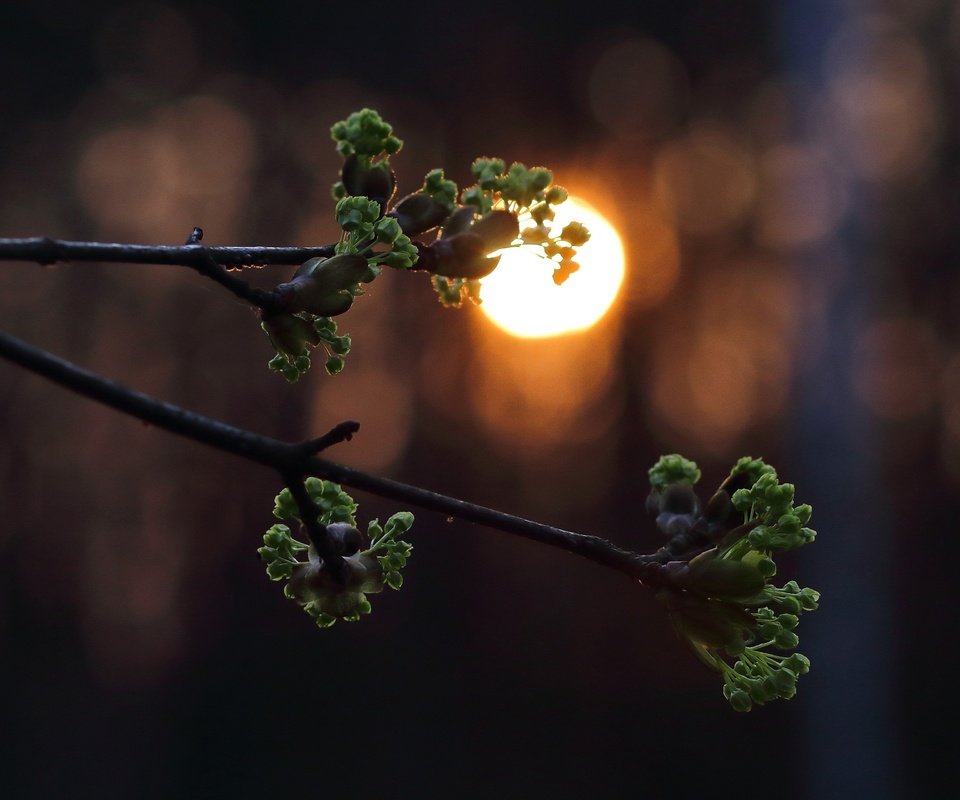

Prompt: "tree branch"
[0,236,335,268]
[0,329,659,580]
[0,234,340,314]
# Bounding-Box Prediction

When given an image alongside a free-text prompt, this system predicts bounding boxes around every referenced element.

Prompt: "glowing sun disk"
[479,197,625,338]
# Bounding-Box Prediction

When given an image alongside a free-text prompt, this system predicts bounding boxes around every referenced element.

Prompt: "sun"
[479,197,625,338]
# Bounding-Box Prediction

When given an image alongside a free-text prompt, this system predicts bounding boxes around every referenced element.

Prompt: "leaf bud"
[391,192,450,236]
[275,254,368,316]
[325,522,365,556]
[261,311,320,356]
[341,153,396,209]
[685,557,766,600]
[469,210,520,250]
[442,206,477,237]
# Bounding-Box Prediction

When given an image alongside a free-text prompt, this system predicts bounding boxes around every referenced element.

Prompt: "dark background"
[1,0,957,797]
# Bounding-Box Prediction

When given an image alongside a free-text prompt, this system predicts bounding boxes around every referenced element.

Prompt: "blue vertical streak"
[777,0,900,797]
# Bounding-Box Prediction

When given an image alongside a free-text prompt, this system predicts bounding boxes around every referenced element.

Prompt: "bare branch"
[0,328,659,580]
[0,236,336,268]
[0,234,342,314]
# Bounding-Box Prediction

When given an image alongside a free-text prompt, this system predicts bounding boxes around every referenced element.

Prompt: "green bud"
[471,157,506,186]
[374,216,402,243]
[784,653,811,675]
[330,108,402,160]
[461,185,492,215]
[728,688,752,713]
[336,196,381,232]
[385,571,403,590]
[330,335,351,356]
[778,595,802,615]
[774,630,800,650]
[648,454,701,491]
[422,169,459,212]
[316,612,337,628]
[730,456,776,484]
[731,488,754,513]
[384,511,414,537]
[799,587,820,611]
[759,622,780,640]
[747,679,771,704]
[778,613,799,629]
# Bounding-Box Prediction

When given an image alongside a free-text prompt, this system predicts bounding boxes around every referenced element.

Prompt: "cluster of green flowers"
[260,254,359,381]
[334,196,418,270]
[645,455,820,712]
[259,478,413,628]
[261,108,591,377]
[462,158,589,287]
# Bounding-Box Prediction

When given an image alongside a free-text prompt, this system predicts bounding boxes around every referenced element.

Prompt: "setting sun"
[479,197,625,338]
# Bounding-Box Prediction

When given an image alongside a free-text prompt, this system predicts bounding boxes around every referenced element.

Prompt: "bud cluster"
[262,109,594,378]
[642,455,820,711]
[260,254,359,380]
[259,479,414,628]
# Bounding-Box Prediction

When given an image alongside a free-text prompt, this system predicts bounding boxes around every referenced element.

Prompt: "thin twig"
[296,420,361,456]
[0,328,659,580]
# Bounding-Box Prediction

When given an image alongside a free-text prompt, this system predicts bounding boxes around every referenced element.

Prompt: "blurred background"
[1,0,956,797]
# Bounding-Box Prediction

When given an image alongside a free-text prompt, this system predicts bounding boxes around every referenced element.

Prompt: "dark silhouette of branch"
[0,235,335,268]
[0,328,659,581]
[0,233,338,313]
[296,420,361,456]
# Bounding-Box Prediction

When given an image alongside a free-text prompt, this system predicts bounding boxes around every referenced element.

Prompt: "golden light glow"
[479,197,625,338]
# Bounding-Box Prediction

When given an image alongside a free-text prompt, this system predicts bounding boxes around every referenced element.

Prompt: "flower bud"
[341,153,396,209]
[261,311,321,356]
[430,232,499,279]
[391,192,449,236]
[469,210,519,250]
[728,688,752,712]
[685,555,766,600]
[274,254,368,316]
[774,630,800,650]
[325,522,365,556]
[442,206,477,237]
